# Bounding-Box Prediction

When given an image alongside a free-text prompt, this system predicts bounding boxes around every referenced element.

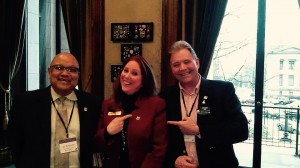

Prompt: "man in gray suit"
[8,52,100,167]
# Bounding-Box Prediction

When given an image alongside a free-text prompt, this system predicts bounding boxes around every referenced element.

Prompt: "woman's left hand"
[107,114,132,135]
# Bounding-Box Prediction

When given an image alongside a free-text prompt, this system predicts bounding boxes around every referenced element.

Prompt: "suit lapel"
[74,90,84,127]
[74,90,88,144]
[35,87,53,158]
[37,87,52,135]
[169,86,182,121]
[198,77,210,110]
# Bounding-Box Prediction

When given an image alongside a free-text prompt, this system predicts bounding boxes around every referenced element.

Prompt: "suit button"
[209,146,216,150]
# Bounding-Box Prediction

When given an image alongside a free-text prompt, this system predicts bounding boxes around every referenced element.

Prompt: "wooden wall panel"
[161,0,182,89]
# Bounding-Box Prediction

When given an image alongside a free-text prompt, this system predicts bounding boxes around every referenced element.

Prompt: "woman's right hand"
[175,155,198,168]
[106,114,132,135]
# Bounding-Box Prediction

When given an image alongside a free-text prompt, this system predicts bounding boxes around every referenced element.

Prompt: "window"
[279,74,283,86]
[280,59,284,70]
[206,0,300,167]
[27,0,69,90]
[289,60,295,70]
[288,75,294,86]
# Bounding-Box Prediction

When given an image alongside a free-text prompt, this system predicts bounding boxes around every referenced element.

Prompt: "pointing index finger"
[167,120,181,126]
[119,114,132,121]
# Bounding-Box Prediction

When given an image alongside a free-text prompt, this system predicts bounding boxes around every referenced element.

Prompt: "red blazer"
[94,96,168,168]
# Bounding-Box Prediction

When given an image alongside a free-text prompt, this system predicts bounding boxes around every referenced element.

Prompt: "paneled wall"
[104,0,162,98]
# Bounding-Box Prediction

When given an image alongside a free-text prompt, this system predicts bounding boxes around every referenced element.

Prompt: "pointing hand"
[167,117,199,135]
[107,114,132,135]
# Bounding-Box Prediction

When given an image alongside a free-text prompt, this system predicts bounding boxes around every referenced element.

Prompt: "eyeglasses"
[50,65,79,73]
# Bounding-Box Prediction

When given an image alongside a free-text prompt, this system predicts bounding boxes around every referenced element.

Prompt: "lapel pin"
[202,95,208,104]
[84,107,88,111]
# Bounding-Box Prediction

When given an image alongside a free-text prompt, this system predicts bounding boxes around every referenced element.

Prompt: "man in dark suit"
[8,52,100,167]
[160,41,249,168]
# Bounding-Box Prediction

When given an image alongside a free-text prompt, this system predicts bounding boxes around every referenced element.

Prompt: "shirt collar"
[179,74,201,95]
[50,87,78,101]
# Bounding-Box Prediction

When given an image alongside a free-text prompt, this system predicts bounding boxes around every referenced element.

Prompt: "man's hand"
[107,114,132,135]
[167,117,199,135]
[175,155,198,168]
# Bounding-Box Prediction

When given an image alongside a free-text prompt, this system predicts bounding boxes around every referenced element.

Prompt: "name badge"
[197,107,211,115]
[184,135,195,142]
[59,137,78,154]
[108,111,122,116]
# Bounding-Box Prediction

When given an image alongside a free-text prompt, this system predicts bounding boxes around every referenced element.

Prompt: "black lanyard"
[51,98,75,138]
[181,91,199,117]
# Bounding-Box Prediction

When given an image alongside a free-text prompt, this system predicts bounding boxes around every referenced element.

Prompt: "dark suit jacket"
[94,96,168,168]
[8,86,101,168]
[160,77,249,168]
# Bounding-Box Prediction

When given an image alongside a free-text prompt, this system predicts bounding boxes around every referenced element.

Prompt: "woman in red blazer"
[94,56,168,168]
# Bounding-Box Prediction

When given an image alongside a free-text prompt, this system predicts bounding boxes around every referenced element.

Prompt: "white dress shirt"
[179,78,201,165]
[50,87,80,168]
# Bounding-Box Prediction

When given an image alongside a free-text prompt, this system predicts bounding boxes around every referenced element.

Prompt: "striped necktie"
[54,97,69,167]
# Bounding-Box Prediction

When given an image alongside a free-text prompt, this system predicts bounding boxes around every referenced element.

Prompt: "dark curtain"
[90,0,105,100]
[161,0,183,89]
[61,0,86,90]
[0,0,26,166]
[185,0,228,77]
[61,0,105,99]
[39,0,47,88]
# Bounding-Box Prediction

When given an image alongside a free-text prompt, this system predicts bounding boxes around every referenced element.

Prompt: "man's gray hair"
[168,40,198,59]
